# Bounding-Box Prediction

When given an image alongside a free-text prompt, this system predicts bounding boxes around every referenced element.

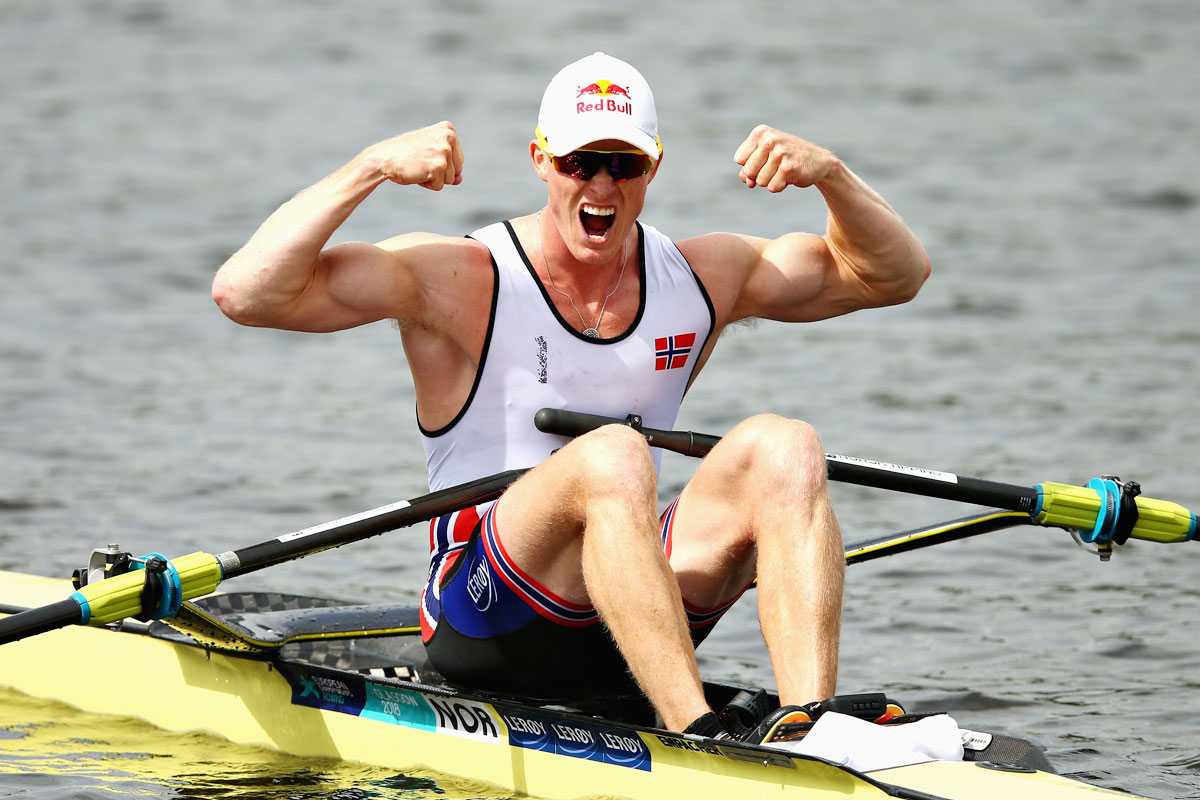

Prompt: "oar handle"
[534,408,717,457]
[533,408,1198,546]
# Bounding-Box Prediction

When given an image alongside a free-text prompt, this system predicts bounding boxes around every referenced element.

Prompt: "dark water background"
[2,2,1198,798]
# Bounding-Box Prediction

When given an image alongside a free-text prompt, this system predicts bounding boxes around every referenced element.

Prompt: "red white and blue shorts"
[420,499,748,698]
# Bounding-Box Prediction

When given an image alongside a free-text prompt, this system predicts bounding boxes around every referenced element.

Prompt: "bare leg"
[494,424,710,731]
[668,414,843,706]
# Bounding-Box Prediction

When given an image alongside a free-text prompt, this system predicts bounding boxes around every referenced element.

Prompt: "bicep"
[691,228,915,327]
[730,233,843,323]
[279,238,428,333]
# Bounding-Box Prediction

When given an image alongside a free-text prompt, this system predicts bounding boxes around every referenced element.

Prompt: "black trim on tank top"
[505,219,647,344]
[669,241,718,392]
[416,239,499,438]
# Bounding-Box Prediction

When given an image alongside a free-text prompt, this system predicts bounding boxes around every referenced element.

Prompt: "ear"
[530,141,552,183]
[646,149,664,184]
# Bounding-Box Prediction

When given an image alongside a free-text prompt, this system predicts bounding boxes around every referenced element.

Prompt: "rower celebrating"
[212,52,930,739]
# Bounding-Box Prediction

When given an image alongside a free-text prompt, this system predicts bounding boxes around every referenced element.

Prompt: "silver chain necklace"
[535,210,628,339]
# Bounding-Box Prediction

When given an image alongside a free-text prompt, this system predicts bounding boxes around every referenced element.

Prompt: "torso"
[414,219,716,492]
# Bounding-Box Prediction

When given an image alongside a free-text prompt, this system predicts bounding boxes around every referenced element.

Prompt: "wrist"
[813,155,846,191]
[354,146,393,188]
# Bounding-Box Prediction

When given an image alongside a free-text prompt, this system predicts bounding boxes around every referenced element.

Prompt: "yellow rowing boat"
[0,569,1142,800]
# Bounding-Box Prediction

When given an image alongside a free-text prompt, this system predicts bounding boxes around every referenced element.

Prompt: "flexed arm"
[714,125,930,323]
[212,122,465,332]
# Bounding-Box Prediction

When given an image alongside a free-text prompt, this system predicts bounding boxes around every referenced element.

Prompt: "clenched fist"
[733,125,839,193]
[363,121,466,191]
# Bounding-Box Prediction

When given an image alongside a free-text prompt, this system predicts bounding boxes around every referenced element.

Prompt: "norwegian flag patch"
[655,333,696,371]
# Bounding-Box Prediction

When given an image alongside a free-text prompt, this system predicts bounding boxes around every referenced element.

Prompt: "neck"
[532,211,631,289]
[532,210,633,338]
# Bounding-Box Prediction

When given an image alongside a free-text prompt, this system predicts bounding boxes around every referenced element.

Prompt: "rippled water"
[0,688,510,799]
[2,1,1198,798]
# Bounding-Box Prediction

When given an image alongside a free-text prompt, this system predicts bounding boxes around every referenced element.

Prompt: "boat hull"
[0,570,1137,799]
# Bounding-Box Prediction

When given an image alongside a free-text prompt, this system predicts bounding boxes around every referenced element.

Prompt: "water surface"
[2,2,1198,798]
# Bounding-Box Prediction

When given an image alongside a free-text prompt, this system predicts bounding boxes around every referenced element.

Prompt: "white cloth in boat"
[773,712,966,772]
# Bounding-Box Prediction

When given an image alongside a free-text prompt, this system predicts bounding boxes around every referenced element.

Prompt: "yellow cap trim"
[535,125,662,159]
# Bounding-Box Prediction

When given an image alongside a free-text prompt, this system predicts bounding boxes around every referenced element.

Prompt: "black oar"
[0,469,525,646]
[533,408,1198,548]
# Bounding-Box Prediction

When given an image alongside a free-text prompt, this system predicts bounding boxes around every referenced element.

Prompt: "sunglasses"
[551,148,653,182]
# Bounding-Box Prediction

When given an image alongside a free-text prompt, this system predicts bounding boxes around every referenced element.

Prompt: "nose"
[587,165,618,191]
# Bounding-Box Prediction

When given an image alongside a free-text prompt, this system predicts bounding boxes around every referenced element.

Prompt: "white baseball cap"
[535,52,661,160]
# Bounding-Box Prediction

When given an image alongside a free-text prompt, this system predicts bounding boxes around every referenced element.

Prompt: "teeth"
[581,204,615,216]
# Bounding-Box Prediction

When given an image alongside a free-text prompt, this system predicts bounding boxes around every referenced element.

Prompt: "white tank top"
[420,220,715,491]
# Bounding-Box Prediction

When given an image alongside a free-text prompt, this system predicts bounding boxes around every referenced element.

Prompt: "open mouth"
[580,204,615,239]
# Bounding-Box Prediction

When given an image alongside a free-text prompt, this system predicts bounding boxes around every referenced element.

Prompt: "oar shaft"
[533,408,1197,544]
[823,454,1039,512]
[534,408,1039,511]
[223,469,525,578]
[0,599,83,645]
[0,469,526,647]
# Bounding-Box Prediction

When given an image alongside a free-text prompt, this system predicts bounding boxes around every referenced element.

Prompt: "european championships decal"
[281,665,501,743]
[281,664,652,769]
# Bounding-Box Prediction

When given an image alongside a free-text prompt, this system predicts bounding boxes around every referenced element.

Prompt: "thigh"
[667,414,829,609]
[665,424,771,611]
[490,423,658,604]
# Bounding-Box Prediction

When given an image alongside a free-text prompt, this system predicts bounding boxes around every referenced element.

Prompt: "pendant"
[583,327,600,338]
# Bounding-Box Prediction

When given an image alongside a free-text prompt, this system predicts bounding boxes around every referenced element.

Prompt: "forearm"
[815,162,930,302]
[212,153,387,326]
[213,122,465,327]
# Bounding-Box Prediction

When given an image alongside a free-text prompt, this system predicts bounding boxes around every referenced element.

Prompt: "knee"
[565,424,657,504]
[722,414,828,493]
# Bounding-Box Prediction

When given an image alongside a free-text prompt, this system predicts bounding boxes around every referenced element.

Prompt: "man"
[212,52,929,740]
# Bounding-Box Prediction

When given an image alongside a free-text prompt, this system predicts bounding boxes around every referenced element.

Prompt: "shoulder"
[375,230,493,272]
[364,232,495,332]
[676,231,764,268]
[380,231,496,298]
[673,232,765,319]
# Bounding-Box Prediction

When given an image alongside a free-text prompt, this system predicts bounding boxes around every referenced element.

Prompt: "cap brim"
[545,123,659,161]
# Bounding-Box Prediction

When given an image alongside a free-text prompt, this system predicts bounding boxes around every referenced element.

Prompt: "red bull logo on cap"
[575,79,633,115]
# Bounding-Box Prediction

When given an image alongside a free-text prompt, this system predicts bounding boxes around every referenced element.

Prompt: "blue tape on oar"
[1079,478,1120,544]
[69,591,91,624]
[1079,477,1140,545]
[132,553,183,619]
